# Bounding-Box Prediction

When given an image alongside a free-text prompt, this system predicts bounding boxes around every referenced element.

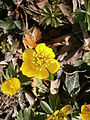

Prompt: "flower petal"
[23,49,36,61]
[59,105,72,116]
[47,59,60,74]
[35,43,55,58]
[1,78,20,96]
[21,61,49,79]
[21,61,35,77]
[80,113,90,120]
[81,103,90,113]
[35,67,49,79]
[35,43,46,52]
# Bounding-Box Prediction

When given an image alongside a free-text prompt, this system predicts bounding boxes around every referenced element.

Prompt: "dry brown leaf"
[18,91,26,110]
[72,0,78,12]
[36,0,48,9]
[58,2,73,24]
[50,79,60,95]
[73,0,84,12]
[5,110,13,120]
[82,32,90,51]
[50,35,70,47]
[25,92,35,109]
[57,34,83,65]
[23,27,42,48]
[31,77,38,88]
[0,65,5,84]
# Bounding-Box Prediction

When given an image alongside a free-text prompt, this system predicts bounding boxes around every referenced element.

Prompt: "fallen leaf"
[58,2,73,24]
[57,33,83,65]
[25,91,35,109]
[36,0,48,9]
[82,32,90,51]
[23,26,42,48]
[50,79,60,95]
[72,0,78,12]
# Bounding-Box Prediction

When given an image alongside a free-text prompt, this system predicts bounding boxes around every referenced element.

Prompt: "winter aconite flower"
[1,78,20,96]
[46,105,72,120]
[80,103,90,120]
[21,43,60,79]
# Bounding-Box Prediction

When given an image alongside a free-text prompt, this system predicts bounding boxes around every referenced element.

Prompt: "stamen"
[32,50,52,68]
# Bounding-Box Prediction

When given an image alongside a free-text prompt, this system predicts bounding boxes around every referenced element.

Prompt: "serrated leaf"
[40,100,53,114]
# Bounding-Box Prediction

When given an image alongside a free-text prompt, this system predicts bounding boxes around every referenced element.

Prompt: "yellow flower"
[1,78,20,96]
[46,105,72,120]
[80,103,90,120]
[21,43,60,79]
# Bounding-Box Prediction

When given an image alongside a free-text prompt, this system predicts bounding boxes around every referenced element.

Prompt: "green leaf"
[42,8,50,15]
[23,108,31,120]
[48,72,54,81]
[33,112,47,120]
[49,94,55,111]
[46,18,51,26]
[83,52,90,65]
[40,100,53,114]
[14,20,22,30]
[55,96,61,110]
[45,5,52,15]
[40,16,48,24]
[16,108,47,120]
[5,69,10,79]
[72,9,86,23]
[8,63,17,78]
[65,72,80,98]
[17,110,24,120]
[40,3,63,28]
[3,63,17,79]
[73,60,84,67]
[19,73,32,86]
[51,18,56,27]
[0,19,15,33]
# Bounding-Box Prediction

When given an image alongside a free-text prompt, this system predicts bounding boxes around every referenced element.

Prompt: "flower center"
[32,51,52,69]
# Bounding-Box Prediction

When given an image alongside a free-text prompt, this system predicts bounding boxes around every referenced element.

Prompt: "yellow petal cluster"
[80,103,90,120]
[1,78,20,96]
[46,105,72,120]
[21,43,60,79]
